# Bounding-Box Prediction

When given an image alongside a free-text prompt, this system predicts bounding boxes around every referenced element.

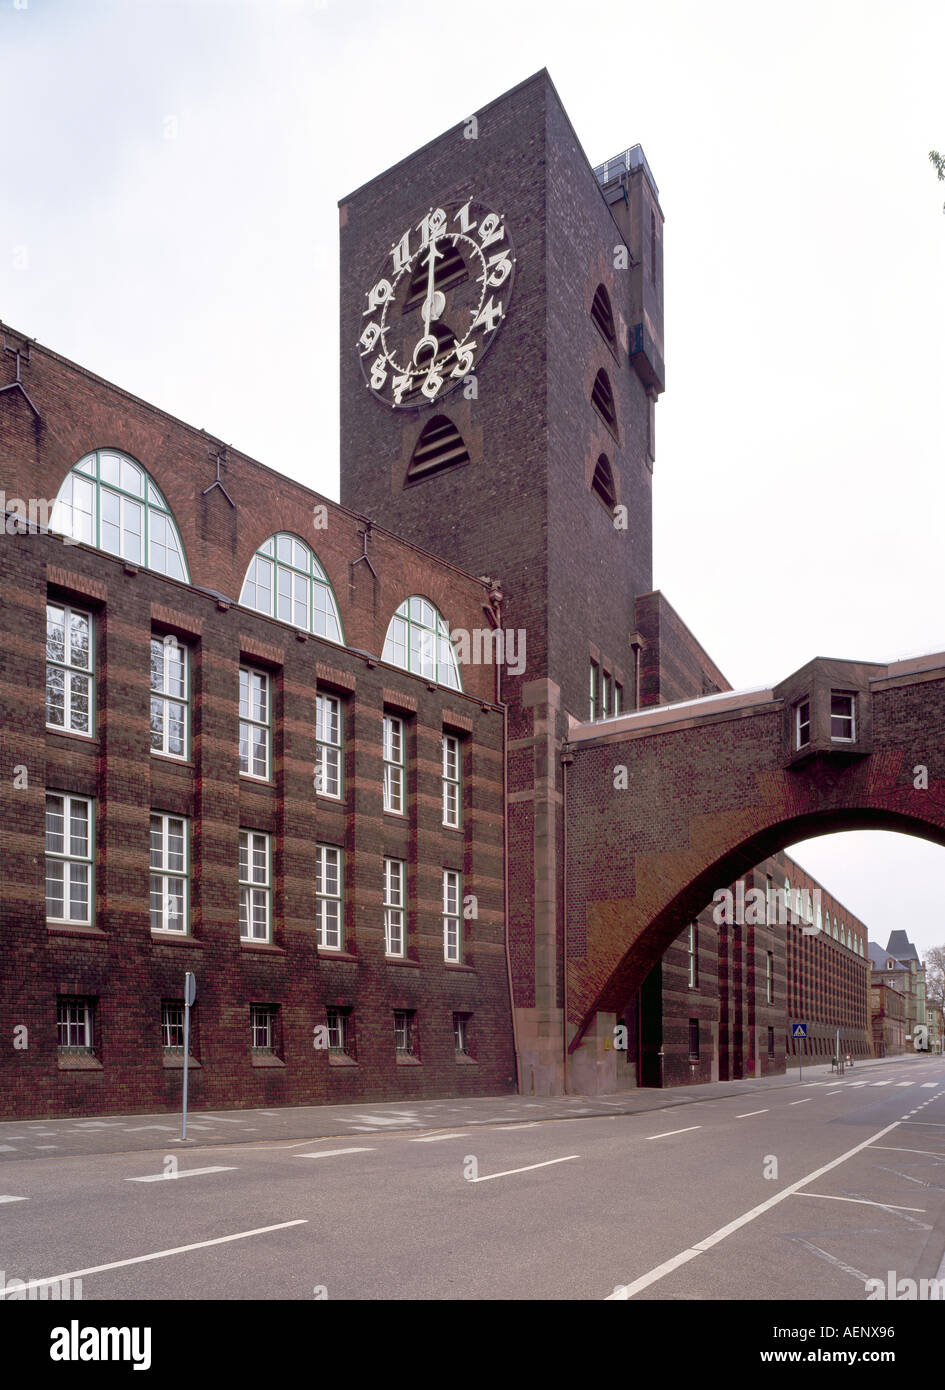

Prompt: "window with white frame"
[315,692,342,798]
[443,869,461,963]
[46,603,93,735]
[453,1012,471,1055]
[150,813,188,934]
[442,733,461,828]
[251,1004,277,1052]
[394,1009,415,1055]
[239,534,343,643]
[687,922,698,988]
[382,597,462,690]
[239,668,270,780]
[161,1002,185,1052]
[384,858,405,957]
[45,793,93,924]
[383,714,404,814]
[315,844,342,950]
[326,1006,353,1056]
[239,830,270,942]
[57,997,95,1054]
[150,636,189,759]
[795,698,811,749]
[589,660,600,720]
[52,451,189,581]
[830,692,855,742]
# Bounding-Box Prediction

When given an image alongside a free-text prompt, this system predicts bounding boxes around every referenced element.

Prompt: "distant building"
[868,935,926,1053]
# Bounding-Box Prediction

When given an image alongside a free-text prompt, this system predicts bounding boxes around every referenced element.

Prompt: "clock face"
[358,197,515,409]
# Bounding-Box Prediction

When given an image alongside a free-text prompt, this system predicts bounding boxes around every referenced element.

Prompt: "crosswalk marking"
[293,1148,375,1159]
[410,1133,468,1143]
[127,1166,236,1183]
[0,1195,28,1203]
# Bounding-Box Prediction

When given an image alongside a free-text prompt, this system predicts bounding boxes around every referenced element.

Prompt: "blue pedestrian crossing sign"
[792,1023,808,1039]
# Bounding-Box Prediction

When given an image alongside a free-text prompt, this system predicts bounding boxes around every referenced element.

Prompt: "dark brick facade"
[0,329,515,1119]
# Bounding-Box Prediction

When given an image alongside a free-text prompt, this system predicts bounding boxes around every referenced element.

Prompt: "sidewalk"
[1,1051,938,1162]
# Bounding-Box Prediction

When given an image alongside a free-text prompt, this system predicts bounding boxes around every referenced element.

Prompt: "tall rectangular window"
[442,734,461,828]
[326,1006,354,1058]
[150,813,188,934]
[454,1012,471,1055]
[383,714,404,814]
[57,998,94,1053]
[688,1018,700,1061]
[766,951,774,1004]
[239,667,270,780]
[613,681,623,716]
[315,693,342,798]
[795,698,811,749]
[315,844,342,950]
[162,1002,185,1052]
[46,603,93,736]
[443,869,461,962]
[589,660,600,720]
[394,1009,415,1055]
[830,692,855,742]
[239,830,270,942]
[602,671,612,718]
[384,857,405,957]
[687,922,698,988]
[45,793,93,924]
[767,1025,775,1058]
[150,636,189,759]
[251,1004,277,1052]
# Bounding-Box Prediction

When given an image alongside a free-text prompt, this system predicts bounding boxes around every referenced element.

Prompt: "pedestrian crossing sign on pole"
[792,1024,807,1039]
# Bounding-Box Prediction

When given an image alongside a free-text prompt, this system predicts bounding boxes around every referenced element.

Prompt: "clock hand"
[422,232,440,341]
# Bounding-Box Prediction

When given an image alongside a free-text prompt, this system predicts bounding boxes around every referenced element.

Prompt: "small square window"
[251,1004,278,1053]
[57,997,95,1054]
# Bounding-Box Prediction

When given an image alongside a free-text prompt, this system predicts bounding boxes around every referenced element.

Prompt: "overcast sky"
[2,0,944,958]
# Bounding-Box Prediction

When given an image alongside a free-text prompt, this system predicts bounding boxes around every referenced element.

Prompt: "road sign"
[792,1023,808,1039]
[185,971,196,1006]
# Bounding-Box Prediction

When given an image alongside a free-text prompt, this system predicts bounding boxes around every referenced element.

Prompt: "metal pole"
[836,1026,840,1076]
[181,996,190,1142]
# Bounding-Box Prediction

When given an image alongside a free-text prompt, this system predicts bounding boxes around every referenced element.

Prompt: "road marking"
[784,1237,872,1286]
[467,1156,580,1183]
[73,1121,124,1129]
[125,1125,177,1132]
[789,1099,811,1106]
[0,1220,308,1297]
[848,1082,868,1088]
[35,1146,57,1151]
[735,1111,768,1119]
[0,1146,17,1153]
[826,1090,843,1095]
[293,1147,375,1159]
[896,1082,914,1087]
[922,1082,937,1088]
[795,1192,926,1212]
[904,1122,945,1127]
[872,1146,945,1157]
[0,1195,28,1204]
[606,1118,901,1300]
[127,1166,236,1183]
[870,1081,893,1086]
[646,1126,701,1140]
[410,1133,469,1143]
[498,1123,540,1130]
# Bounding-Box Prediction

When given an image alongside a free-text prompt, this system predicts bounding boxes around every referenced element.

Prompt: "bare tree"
[923,945,945,1051]
[930,151,945,212]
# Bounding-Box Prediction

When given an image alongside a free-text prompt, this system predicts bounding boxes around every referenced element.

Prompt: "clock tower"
[339,69,665,1093]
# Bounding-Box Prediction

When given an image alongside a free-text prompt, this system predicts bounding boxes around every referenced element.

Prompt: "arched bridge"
[565,651,945,1055]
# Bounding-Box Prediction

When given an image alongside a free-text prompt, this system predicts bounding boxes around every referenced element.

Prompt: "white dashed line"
[646,1126,701,1140]
[293,1148,376,1159]
[467,1156,580,1183]
[0,1195,28,1204]
[736,1111,768,1119]
[127,1166,236,1183]
[410,1133,469,1143]
[790,1099,812,1106]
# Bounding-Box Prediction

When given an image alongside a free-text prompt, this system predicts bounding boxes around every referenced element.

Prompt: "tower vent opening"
[406,415,470,483]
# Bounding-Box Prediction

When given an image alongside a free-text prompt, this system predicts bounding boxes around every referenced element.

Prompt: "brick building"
[0,70,876,1116]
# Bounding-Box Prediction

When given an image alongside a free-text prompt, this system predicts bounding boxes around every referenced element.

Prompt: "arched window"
[591,284,617,347]
[382,596,462,691]
[406,415,470,484]
[591,368,618,437]
[591,454,616,509]
[240,534,343,643]
[52,450,188,581]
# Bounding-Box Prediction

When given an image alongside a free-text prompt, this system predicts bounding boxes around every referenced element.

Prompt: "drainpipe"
[561,742,574,1087]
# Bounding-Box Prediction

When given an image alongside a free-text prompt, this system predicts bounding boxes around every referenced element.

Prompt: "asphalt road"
[2,1056,944,1301]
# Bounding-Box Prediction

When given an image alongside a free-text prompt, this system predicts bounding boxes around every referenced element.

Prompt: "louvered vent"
[591,455,616,509]
[591,369,618,435]
[406,415,471,483]
[591,284,616,346]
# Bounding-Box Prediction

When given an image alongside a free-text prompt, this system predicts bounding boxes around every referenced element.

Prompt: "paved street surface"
[2,1053,944,1301]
